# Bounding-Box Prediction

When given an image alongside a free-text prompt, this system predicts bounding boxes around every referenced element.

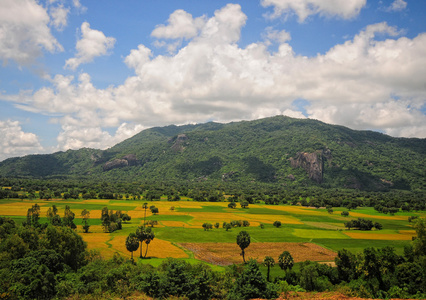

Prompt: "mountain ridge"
[1,116,425,191]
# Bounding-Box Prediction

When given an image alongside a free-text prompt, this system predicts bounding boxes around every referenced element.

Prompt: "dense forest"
[0,116,425,191]
[1,176,425,213]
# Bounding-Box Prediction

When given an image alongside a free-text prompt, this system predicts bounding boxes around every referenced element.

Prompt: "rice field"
[0,198,424,264]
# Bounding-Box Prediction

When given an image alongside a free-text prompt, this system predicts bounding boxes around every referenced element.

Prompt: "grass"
[1,198,424,265]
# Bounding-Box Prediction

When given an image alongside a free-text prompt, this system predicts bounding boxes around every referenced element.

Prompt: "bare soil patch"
[179,242,337,266]
[256,291,417,300]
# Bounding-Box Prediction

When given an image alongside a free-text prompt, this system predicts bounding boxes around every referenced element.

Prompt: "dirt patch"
[264,291,417,300]
[179,242,337,266]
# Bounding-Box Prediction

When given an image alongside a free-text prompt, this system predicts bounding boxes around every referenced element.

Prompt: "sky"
[0,0,425,162]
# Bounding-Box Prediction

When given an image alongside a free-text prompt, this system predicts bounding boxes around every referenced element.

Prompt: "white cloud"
[50,4,69,31]
[56,122,144,150]
[72,0,87,13]
[65,22,116,70]
[261,0,367,22]
[385,0,407,12]
[3,5,426,153]
[151,9,206,40]
[0,0,63,66]
[264,27,291,44]
[282,109,307,119]
[0,120,44,161]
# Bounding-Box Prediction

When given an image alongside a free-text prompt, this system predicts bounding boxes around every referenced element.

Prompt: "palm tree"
[125,233,139,261]
[142,202,148,227]
[135,225,147,258]
[263,256,275,281]
[143,227,155,258]
[278,251,294,272]
[236,230,251,263]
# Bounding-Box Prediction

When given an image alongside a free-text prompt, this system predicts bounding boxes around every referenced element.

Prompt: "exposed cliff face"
[103,154,138,171]
[290,151,324,183]
[169,134,188,152]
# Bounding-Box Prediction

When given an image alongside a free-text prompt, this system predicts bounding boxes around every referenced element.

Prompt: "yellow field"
[343,231,414,240]
[160,221,188,227]
[1,198,424,265]
[272,205,324,215]
[348,211,407,220]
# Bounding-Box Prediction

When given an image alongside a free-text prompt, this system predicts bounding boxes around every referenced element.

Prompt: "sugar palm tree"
[125,233,139,261]
[263,256,275,281]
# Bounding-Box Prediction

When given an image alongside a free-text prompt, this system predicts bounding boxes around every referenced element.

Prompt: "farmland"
[0,197,423,267]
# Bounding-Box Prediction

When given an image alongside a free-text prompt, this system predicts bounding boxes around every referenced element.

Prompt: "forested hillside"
[0,116,425,191]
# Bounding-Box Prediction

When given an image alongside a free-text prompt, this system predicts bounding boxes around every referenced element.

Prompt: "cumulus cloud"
[3,4,426,153]
[151,9,206,40]
[56,122,145,151]
[65,22,116,70]
[0,120,44,161]
[384,0,407,12]
[261,0,367,22]
[0,0,63,66]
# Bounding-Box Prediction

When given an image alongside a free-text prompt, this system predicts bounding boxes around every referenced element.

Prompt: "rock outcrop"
[290,151,325,183]
[169,134,188,152]
[103,154,138,171]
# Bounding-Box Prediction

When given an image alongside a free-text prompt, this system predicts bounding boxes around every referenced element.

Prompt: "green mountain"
[0,116,425,191]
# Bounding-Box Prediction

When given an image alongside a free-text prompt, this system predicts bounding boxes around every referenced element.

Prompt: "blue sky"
[0,0,425,161]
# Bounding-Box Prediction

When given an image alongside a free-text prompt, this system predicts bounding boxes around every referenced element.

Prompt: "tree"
[413,217,426,256]
[135,225,147,258]
[278,251,294,272]
[228,202,237,209]
[335,248,357,282]
[143,227,155,258]
[341,211,349,217]
[229,259,276,300]
[81,208,90,233]
[374,222,383,230]
[122,213,131,222]
[273,220,282,228]
[236,230,251,263]
[150,206,159,215]
[142,202,148,227]
[263,256,275,281]
[41,225,86,270]
[240,201,249,209]
[101,206,110,232]
[63,205,76,229]
[47,205,61,226]
[202,223,212,231]
[25,203,40,227]
[126,232,139,261]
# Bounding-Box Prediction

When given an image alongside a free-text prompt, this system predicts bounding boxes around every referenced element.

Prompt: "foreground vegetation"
[0,213,425,300]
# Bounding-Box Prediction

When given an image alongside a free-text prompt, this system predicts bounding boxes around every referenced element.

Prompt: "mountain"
[0,116,425,191]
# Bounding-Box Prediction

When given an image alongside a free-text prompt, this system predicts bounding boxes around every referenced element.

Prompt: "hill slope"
[0,116,424,191]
